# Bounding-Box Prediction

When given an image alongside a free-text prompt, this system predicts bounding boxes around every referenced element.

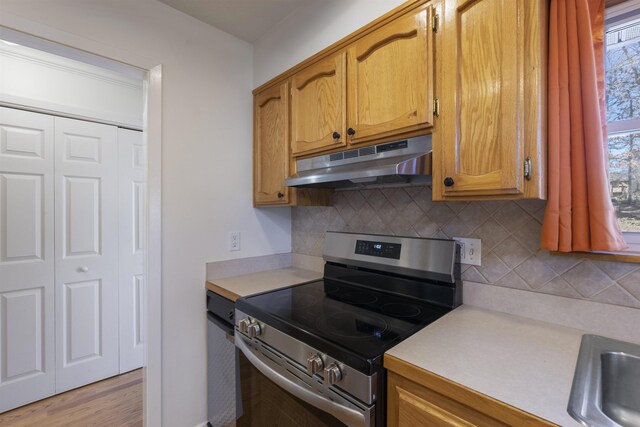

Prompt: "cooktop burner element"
[337,291,378,305]
[380,302,422,318]
[271,292,318,312]
[317,312,390,340]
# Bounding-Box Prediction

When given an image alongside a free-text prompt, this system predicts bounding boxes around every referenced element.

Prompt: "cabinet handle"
[277,192,284,199]
[524,157,532,181]
[347,128,356,136]
[332,131,341,140]
[444,177,455,187]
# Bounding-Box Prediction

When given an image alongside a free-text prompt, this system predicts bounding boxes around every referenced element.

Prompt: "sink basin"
[568,335,640,427]
[601,351,640,425]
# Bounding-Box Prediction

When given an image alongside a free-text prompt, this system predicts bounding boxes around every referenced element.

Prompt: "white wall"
[253,0,406,87]
[0,1,291,426]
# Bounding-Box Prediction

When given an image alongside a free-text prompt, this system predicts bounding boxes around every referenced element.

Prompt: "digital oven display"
[354,240,402,259]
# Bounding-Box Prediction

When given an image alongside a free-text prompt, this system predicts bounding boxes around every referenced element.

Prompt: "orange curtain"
[541,0,628,252]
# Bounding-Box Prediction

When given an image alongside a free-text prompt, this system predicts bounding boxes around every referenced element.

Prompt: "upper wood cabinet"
[253,81,333,207]
[254,81,290,206]
[432,0,547,200]
[291,53,347,157]
[347,5,434,146]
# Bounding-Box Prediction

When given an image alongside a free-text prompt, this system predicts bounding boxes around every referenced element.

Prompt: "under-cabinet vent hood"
[284,135,432,189]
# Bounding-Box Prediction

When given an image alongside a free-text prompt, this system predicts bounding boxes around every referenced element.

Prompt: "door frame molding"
[0,20,163,427]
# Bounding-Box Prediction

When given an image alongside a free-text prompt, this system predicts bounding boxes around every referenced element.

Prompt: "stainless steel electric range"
[234,232,461,427]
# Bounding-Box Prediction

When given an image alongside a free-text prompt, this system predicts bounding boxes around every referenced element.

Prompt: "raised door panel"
[1,174,43,262]
[387,372,510,427]
[118,128,145,373]
[254,82,290,206]
[0,107,55,412]
[347,6,433,145]
[54,117,118,393]
[291,53,346,157]
[63,280,102,364]
[439,0,524,197]
[397,387,475,426]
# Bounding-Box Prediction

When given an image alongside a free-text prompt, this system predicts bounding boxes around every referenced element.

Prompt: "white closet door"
[54,117,119,393]
[0,107,55,412]
[118,128,145,373]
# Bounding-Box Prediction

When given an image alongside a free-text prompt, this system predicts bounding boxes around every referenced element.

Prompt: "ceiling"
[157,0,315,43]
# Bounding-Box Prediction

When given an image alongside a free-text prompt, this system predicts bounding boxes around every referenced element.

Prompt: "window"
[605,0,640,252]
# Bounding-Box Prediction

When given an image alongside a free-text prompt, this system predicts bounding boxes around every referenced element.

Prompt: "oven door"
[235,333,375,427]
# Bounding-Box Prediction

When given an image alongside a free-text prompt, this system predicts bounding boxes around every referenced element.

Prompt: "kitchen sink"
[568,334,640,427]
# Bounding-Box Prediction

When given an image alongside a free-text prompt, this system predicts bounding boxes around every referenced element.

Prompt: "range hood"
[285,135,432,189]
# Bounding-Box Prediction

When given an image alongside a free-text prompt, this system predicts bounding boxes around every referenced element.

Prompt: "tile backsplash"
[291,186,640,309]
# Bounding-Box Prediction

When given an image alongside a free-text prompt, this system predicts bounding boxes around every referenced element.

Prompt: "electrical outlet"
[452,237,481,266]
[228,231,241,252]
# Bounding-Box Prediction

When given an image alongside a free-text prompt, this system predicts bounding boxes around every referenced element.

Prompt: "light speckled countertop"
[386,305,590,426]
[206,267,322,301]
[207,266,635,425]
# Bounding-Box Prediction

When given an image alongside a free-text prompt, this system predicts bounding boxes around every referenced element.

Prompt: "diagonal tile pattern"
[291,185,640,309]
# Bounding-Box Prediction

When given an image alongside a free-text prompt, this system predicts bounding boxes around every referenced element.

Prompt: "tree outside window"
[606,17,640,232]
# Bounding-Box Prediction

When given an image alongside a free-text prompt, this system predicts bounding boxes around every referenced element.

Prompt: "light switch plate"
[452,237,481,266]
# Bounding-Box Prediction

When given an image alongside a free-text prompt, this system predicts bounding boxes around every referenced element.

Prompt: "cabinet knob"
[79,266,89,273]
[444,177,455,187]
[277,192,284,198]
[332,131,341,140]
[347,128,356,136]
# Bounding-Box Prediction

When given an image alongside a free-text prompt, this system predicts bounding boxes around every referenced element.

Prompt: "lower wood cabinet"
[385,355,555,427]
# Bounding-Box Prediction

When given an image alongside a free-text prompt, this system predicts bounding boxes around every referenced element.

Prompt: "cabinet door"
[347,6,433,145]
[387,372,510,427]
[438,0,524,198]
[254,81,290,206]
[291,53,346,157]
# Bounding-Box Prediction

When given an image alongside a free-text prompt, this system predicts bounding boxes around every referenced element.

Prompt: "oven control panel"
[355,240,401,259]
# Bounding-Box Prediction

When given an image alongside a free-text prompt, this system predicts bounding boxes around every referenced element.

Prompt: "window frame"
[603,0,640,256]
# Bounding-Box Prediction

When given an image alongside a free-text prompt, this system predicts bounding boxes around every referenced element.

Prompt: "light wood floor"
[0,369,143,427]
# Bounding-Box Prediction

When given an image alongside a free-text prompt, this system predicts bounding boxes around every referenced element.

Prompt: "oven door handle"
[235,334,366,427]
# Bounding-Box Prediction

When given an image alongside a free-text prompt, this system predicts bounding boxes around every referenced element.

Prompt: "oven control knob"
[247,322,262,338]
[238,318,251,334]
[306,354,324,376]
[324,363,342,385]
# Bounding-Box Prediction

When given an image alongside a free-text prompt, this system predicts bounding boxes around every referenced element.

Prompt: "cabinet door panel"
[397,387,475,427]
[387,372,511,427]
[440,0,524,197]
[347,6,433,145]
[254,82,290,205]
[291,53,346,156]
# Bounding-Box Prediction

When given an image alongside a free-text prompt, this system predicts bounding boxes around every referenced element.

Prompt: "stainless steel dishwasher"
[207,290,242,427]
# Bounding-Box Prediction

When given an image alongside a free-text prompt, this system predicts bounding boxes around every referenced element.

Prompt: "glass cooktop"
[235,279,449,371]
